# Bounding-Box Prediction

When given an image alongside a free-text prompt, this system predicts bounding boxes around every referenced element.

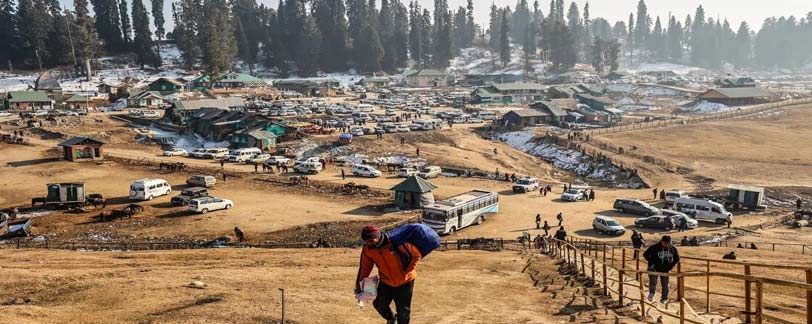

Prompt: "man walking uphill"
[356,225,422,324]
[643,235,680,304]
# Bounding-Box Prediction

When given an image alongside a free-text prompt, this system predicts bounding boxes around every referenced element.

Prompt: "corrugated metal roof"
[173,97,245,110]
[65,94,90,102]
[58,136,105,147]
[507,109,546,117]
[531,101,568,117]
[6,91,51,102]
[704,88,773,98]
[406,69,447,77]
[493,83,547,92]
[247,130,277,140]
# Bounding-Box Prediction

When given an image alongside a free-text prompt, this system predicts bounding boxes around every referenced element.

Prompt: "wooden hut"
[58,137,105,161]
[391,176,438,209]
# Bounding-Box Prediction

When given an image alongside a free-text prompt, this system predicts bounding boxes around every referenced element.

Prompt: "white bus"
[129,179,172,200]
[422,190,499,235]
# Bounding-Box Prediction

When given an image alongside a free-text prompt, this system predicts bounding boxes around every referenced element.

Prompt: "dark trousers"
[632,247,640,259]
[648,273,670,301]
[373,280,414,324]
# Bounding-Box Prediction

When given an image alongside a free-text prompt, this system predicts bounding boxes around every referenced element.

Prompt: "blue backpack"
[388,224,441,270]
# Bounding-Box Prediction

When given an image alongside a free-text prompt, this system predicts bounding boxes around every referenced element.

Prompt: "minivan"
[352,164,382,177]
[129,179,172,200]
[418,166,442,179]
[171,187,209,206]
[593,216,626,235]
[665,190,689,205]
[674,198,732,224]
[186,175,217,188]
[225,148,262,162]
[613,198,659,216]
[477,111,497,120]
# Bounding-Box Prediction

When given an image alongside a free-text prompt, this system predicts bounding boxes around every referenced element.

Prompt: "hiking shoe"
[386,319,396,324]
[647,293,654,302]
[660,299,668,304]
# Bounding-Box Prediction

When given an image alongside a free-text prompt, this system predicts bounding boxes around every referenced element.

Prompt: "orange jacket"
[357,239,422,288]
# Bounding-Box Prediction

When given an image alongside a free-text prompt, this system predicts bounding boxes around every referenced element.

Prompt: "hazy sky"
[61,0,810,34]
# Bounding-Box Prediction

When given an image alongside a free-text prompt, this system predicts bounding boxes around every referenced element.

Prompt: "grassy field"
[598,105,812,187]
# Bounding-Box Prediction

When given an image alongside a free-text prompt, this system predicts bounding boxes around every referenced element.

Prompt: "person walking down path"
[631,230,645,259]
[556,212,563,226]
[355,226,422,324]
[644,235,680,304]
[535,214,541,229]
[652,188,658,200]
[341,169,346,180]
[543,221,550,236]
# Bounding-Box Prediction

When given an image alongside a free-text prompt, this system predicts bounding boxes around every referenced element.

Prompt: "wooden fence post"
[745,264,752,324]
[639,275,646,319]
[807,270,812,324]
[706,260,711,313]
[679,275,686,324]
[591,259,596,281]
[755,281,763,324]
[603,263,608,296]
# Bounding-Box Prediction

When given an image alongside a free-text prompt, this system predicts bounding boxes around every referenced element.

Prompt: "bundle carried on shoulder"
[387,223,441,269]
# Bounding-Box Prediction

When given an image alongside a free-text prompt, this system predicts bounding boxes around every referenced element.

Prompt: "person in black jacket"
[554,226,567,248]
[643,235,680,304]
[631,230,645,259]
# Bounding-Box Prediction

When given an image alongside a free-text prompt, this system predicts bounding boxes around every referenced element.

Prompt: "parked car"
[190,148,207,158]
[186,175,217,188]
[171,187,209,206]
[294,161,323,174]
[352,164,382,177]
[417,166,442,179]
[247,154,271,164]
[129,179,171,201]
[592,216,626,235]
[188,197,233,214]
[350,127,365,136]
[660,209,699,228]
[203,148,229,159]
[397,167,417,178]
[225,148,262,162]
[396,125,411,132]
[613,198,659,216]
[512,177,540,193]
[634,215,678,230]
[265,156,291,166]
[163,148,188,157]
[561,186,590,201]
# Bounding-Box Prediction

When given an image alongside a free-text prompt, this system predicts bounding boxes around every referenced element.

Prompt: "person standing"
[660,190,666,201]
[535,214,541,230]
[220,159,225,168]
[631,230,645,259]
[653,188,658,200]
[553,226,567,248]
[726,215,733,228]
[223,173,228,183]
[556,212,563,226]
[679,217,688,232]
[341,168,346,180]
[643,235,680,304]
[589,189,595,201]
[542,221,550,235]
[234,227,245,242]
[356,226,422,324]
[416,147,420,156]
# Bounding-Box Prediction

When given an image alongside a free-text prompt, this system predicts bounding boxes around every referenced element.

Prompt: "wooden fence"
[550,237,812,324]
[590,98,812,136]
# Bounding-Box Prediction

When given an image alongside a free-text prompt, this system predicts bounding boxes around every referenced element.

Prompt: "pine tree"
[488,4,500,50]
[119,0,132,46]
[347,0,367,44]
[734,21,751,67]
[590,37,604,73]
[314,0,348,72]
[298,15,321,76]
[554,0,564,23]
[151,0,165,40]
[452,7,466,55]
[432,0,451,68]
[355,22,384,72]
[607,39,621,71]
[512,0,530,41]
[634,0,649,50]
[524,21,537,56]
[173,0,202,69]
[0,0,17,67]
[131,0,159,68]
[667,16,683,61]
[17,0,51,69]
[650,16,663,59]
[499,10,510,67]
[75,0,100,78]
[408,2,422,66]
[581,2,592,62]
[44,0,73,66]
[379,0,396,72]
[420,8,432,66]
[465,0,475,47]
[566,2,581,61]
[201,0,236,75]
[690,5,705,66]
[393,2,410,68]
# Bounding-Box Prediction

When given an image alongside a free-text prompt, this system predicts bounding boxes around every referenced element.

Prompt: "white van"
[477,111,497,120]
[294,161,323,174]
[674,198,732,224]
[352,164,382,177]
[225,148,262,162]
[202,148,230,159]
[129,179,172,200]
[357,104,374,112]
[665,190,689,205]
[413,119,437,130]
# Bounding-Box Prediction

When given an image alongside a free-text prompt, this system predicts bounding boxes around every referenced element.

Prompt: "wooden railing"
[548,237,812,324]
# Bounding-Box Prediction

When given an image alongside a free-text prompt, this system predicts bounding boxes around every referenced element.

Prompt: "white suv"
[188,197,233,214]
[352,164,382,177]
[592,216,626,236]
[512,177,540,193]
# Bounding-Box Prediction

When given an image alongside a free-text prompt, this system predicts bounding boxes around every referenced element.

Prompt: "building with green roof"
[3,91,53,110]
[189,73,269,90]
[391,176,438,209]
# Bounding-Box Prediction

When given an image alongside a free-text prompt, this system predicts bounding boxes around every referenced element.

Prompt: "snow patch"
[679,100,731,114]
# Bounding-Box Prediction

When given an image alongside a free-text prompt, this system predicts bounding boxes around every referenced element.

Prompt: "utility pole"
[65,9,78,69]
[279,288,285,324]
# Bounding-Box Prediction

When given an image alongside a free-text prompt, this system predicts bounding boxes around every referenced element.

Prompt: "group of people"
[652,188,667,201]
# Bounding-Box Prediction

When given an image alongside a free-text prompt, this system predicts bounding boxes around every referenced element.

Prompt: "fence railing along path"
[549,237,812,324]
[589,98,812,137]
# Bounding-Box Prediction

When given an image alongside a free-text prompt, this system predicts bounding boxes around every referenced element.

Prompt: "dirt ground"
[0,249,561,324]
[597,105,812,188]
